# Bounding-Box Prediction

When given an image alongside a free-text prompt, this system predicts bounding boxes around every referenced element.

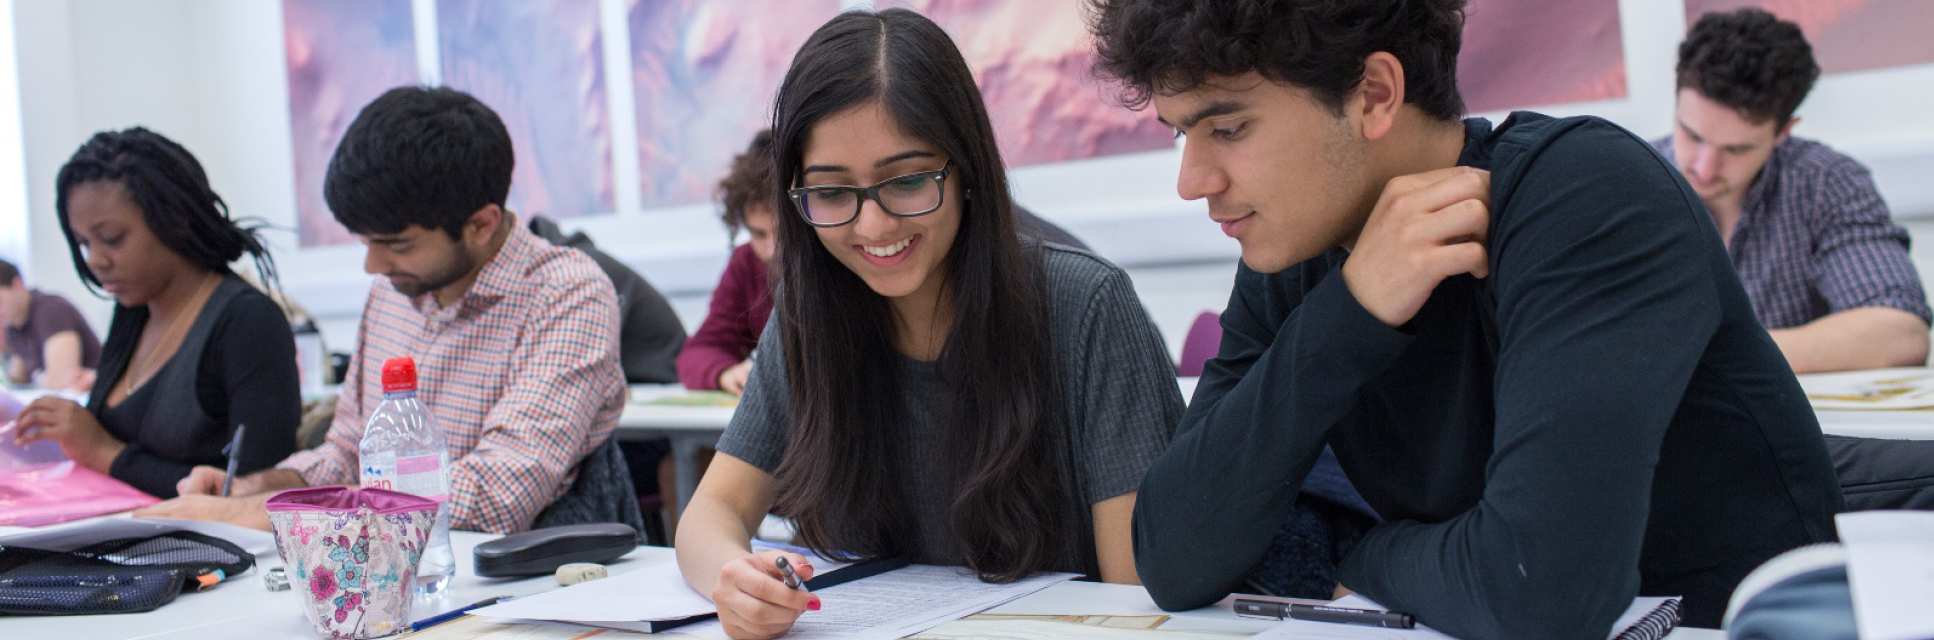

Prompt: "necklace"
[118,274,218,397]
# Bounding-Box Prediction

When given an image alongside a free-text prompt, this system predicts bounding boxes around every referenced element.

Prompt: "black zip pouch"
[0,531,255,615]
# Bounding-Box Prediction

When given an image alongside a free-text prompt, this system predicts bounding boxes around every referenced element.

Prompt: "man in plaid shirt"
[1655,8,1930,373]
[142,87,626,533]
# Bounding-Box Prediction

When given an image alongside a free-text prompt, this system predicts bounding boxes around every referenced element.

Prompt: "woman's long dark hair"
[54,127,280,298]
[769,9,1068,582]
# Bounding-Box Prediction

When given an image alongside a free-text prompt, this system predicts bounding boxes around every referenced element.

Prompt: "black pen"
[410,595,509,632]
[1234,598,1416,629]
[221,424,246,497]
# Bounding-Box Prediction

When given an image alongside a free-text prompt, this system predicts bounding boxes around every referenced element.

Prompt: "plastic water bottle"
[357,356,455,596]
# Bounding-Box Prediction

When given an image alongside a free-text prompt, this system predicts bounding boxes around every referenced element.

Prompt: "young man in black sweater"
[1087,0,1841,635]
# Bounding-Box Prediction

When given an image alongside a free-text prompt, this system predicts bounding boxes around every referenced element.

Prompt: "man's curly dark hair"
[1086,0,1469,121]
[715,129,775,244]
[1677,8,1819,126]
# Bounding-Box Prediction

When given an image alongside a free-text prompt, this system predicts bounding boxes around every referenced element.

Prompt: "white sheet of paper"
[1838,511,1934,640]
[668,565,1076,640]
[469,555,715,625]
[983,580,1173,617]
[791,565,1074,639]
[913,619,1246,639]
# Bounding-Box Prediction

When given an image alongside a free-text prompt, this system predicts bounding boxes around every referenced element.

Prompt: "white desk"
[1812,409,1933,440]
[620,385,738,432]
[0,528,674,640]
[0,526,1724,640]
[618,384,738,513]
[1796,369,1934,440]
[984,579,1722,639]
[1186,373,1934,440]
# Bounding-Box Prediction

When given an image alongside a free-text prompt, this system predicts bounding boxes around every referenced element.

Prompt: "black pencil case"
[472,523,638,578]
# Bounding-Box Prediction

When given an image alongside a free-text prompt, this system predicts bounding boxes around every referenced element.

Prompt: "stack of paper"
[475,557,1075,639]
[1839,511,1934,640]
[471,556,716,632]
[723,565,1077,639]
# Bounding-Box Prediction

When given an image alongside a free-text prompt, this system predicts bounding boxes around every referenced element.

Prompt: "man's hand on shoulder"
[1342,167,1492,327]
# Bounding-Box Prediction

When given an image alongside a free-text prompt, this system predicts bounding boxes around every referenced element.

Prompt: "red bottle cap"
[381,357,417,393]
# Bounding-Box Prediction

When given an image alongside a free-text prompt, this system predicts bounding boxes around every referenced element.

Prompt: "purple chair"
[1177,310,1222,377]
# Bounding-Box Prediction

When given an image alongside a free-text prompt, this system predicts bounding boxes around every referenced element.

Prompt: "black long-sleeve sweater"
[1134,113,1842,637]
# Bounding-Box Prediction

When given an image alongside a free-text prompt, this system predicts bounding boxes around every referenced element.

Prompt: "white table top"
[1798,368,1934,440]
[620,384,737,432]
[1812,408,1934,440]
[20,370,1874,638]
[985,578,1722,639]
[539,372,1934,440]
[1184,373,1932,440]
[0,517,1730,640]
[0,527,673,640]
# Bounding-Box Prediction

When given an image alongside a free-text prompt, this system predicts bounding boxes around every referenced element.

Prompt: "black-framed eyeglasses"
[787,161,951,227]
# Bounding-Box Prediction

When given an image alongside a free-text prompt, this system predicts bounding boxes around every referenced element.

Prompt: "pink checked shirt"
[279,220,626,533]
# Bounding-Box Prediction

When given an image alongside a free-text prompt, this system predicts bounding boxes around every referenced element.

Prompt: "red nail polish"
[807,598,822,612]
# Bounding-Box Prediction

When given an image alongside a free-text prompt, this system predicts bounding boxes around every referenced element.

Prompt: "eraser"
[556,562,608,586]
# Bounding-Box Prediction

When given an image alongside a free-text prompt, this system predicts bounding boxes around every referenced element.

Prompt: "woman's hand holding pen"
[712,549,821,640]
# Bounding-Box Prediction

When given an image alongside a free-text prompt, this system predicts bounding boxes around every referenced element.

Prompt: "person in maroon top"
[679,130,779,394]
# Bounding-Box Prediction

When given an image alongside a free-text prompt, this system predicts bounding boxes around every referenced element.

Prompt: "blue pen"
[221,424,246,497]
[410,595,510,632]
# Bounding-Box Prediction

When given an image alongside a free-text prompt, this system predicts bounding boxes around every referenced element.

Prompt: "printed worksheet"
[670,565,1076,640]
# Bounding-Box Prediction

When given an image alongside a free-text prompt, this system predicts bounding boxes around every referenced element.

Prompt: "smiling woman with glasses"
[789,161,950,227]
[673,8,1184,640]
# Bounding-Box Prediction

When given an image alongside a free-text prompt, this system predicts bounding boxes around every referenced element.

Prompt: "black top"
[1133,113,1841,637]
[89,276,300,498]
[529,216,686,384]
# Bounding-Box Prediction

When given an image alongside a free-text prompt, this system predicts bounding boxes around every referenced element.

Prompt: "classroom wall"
[8,0,1934,362]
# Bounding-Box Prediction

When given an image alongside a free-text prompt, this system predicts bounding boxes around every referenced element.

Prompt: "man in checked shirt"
[140,86,628,533]
[1656,7,1931,374]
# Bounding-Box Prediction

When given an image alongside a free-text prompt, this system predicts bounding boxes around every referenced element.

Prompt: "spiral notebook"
[1254,595,1680,640]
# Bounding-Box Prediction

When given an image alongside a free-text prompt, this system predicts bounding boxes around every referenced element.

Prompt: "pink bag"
[266,486,439,639]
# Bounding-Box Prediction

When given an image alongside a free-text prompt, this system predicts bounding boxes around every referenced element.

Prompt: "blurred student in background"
[679,130,780,395]
[0,258,102,391]
[139,87,635,534]
[15,127,297,498]
[1656,8,1929,373]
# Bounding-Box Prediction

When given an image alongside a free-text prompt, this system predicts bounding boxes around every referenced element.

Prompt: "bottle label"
[359,452,450,502]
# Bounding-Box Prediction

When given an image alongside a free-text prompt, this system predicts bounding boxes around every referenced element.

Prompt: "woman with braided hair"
[12,127,299,498]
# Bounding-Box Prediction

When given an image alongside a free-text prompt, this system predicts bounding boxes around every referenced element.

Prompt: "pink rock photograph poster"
[282,0,419,247]
[438,0,615,220]
[629,0,846,209]
[1459,0,1628,112]
[1684,0,1934,75]
[884,0,1174,168]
